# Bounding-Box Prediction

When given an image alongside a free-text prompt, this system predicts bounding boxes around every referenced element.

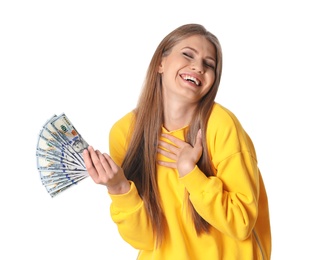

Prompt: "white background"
[1,1,315,259]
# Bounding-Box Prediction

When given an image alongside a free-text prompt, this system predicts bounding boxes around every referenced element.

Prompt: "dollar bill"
[36,153,86,171]
[40,170,88,185]
[45,175,87,198]
[50,113,88,161]
[36,113,90,197]
[39,118,86,167]
[37,128,77,162]
[36,147,81,167]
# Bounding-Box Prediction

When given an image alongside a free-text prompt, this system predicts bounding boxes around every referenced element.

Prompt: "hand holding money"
[83,146,130,195]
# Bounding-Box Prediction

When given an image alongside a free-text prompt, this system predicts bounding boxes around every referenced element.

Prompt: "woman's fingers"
[82,146,93,168]
[83,146,100,181]
[95,150,111,173]
[157,147,177,161]
[157,130,203,175]
[83,146,111,183]
[194,129,202,153]
[161,134,184,148]
[103,153,119,173]
[83,147,129,192]
[157,159,177,169]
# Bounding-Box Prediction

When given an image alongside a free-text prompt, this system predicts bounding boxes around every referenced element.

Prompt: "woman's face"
[158,35,216,104]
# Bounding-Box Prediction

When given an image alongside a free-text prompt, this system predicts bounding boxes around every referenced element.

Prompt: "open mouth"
[181,74,201,86]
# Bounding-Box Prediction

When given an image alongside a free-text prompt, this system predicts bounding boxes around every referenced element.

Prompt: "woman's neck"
[163,102,196,131]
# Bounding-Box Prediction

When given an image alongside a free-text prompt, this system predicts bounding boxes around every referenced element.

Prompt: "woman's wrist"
[107,180,131,195]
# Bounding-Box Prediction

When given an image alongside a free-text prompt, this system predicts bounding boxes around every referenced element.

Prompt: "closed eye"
[183,52,193,58]
[183,51,215,70]
[204,61,215,69]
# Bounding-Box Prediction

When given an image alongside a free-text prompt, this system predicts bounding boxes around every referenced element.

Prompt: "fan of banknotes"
[36,113,89,198]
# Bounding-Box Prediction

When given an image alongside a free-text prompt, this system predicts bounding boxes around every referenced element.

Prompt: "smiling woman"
[83,23,272,260]
[158,34,217,124]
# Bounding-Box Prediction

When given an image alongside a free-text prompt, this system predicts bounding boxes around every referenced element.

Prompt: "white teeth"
[182,75,200,86]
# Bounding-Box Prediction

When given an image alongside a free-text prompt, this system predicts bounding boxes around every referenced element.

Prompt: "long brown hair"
[121,24,223,246]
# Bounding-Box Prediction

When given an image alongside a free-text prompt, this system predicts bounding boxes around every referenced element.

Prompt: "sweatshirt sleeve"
[109,182,155,250]
[179,105,260,240]
[108,112,155,250]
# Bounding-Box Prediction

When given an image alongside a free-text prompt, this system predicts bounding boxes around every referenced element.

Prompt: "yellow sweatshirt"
[108,103,271,260]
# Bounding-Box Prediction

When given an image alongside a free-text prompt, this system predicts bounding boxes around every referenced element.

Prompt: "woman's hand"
[83,146,130,194]
[157,129,202,177]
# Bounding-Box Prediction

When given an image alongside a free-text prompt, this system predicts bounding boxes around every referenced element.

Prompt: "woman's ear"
[158,58,164,74]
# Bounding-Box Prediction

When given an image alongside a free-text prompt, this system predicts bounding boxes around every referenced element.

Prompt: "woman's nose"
[191,60,204,74]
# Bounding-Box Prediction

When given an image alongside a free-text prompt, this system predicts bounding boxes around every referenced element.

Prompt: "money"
[36,113,89,197]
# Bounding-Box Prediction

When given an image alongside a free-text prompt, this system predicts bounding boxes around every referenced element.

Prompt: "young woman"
[83,23,272,259]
